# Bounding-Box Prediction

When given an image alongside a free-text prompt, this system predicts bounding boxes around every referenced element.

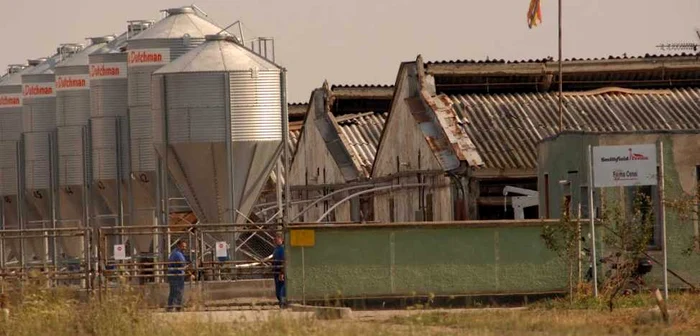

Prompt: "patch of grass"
[389,293,700,336]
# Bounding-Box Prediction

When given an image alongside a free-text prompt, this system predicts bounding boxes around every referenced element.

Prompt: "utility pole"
[558,0,564,133]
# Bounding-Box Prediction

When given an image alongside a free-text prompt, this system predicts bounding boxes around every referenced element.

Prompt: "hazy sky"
[1,0,698,101]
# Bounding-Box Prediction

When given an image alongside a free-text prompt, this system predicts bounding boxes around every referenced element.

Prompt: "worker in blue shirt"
[272,234,286,308]
[167,239,188,312]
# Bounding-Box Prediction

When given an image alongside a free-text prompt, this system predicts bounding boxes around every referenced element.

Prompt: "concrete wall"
[538,132,700,287]
[285,221,566,300]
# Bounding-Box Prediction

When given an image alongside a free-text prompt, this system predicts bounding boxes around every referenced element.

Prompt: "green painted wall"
[286,224,566,300]
[538,133,700,289]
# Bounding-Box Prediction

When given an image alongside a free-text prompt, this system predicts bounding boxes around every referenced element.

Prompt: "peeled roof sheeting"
[450,88,700,170]
[337,112,387,177]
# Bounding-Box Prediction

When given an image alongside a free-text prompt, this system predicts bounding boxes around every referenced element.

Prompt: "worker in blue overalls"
[272,234,286,308]
[167,239,188,312]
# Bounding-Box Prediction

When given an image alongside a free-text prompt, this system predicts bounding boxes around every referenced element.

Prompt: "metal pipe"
[659,141,668,300]
[50,132,58,271]
[16,139,25,270]
[281,70,291,227]
[292,184,390,222]
[225,74,235,226]
[161,77,171,262]
[276,160,283,226]
[587,145,598,297]
[116,118,124,229]
[316,183,430,223]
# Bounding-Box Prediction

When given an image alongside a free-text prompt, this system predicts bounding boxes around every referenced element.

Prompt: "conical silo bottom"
[57,188,87,259]
[162,141,281,228]
[130,173,158,254]
[94,179,128,222]
[24,190,52,263]
[2,195,23,262]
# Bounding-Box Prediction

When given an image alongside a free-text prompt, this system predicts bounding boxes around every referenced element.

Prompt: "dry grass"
[389,293,700,336]
[1,280,698,336]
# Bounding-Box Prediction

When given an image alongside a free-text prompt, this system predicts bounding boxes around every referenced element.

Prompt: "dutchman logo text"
[600,148,650,163]
[128,49,170,67]
[0,94,22,108]
[22,83,55,98]
[56,75,89,91]
[89,63,127,79]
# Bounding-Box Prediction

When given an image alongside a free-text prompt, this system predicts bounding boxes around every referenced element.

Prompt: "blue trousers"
[274,275,286,307]
[167,277,185,311]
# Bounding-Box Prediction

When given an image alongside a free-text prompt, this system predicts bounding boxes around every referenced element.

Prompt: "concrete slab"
[152,310,314,323]
[288,304,353,320]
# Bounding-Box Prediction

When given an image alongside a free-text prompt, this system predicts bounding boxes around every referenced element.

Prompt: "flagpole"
[558,0,563,132]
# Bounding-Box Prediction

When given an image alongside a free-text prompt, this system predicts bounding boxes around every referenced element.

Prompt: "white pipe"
[316,183,430,223]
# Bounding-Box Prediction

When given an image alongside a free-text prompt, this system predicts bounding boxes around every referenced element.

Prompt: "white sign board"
[215,242,228,258]
[114,244,126,260]
[592,144,657,187]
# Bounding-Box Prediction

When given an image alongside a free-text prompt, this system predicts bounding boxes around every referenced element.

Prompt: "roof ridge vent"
[563,87,673,96]
[28,58,48,66]
[163,7,195,16]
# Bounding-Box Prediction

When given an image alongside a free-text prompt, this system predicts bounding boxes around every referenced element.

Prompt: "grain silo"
[21,46,80,262]
[0,63,32,264]
[89,20,152,256]
[126,6,224,253]
[152,34,284,259]
[54,36,115,259]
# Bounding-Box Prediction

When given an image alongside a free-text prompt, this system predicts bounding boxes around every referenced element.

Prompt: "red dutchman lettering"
[129,51,164,64]
[56,77,86,89]
[23,85,53,96]
[90,65,120,77]
[0,96,20,106]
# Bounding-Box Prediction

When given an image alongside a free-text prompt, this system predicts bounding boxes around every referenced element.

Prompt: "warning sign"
[215,241,228,258]
[290,230,315,247]
[114,244,126,260]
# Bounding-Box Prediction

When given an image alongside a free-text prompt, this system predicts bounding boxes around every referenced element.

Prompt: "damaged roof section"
[405,56,484,173]
[450,87,700,171]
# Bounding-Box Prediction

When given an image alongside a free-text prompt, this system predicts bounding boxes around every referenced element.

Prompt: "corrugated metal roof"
[130,8,224,40]
[426,53,699,65]
[154,35,281,74]
[449,87,700,171]
[336,112,387,177]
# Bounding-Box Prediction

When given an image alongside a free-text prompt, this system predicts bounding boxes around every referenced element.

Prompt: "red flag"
[527,0,543,29]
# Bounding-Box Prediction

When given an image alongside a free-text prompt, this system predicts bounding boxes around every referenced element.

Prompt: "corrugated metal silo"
[127,6,224,253]
[90,20,152,257]
[153,34,283,258]
[0,63,33,263]
[55,36,114,259]
[21,46,80,262]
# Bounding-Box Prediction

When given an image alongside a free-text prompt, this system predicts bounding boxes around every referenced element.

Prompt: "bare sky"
[1,0,698,101]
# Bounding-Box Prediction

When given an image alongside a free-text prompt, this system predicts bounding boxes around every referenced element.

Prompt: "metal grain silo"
[21,46,80,262]
[90,21,152,257]
[152,34,284,258]
[127,6,224,253]
[55,36,114,259]
[0,63,33,263]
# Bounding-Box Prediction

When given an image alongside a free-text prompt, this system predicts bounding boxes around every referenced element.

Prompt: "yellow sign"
[290,229,315,247]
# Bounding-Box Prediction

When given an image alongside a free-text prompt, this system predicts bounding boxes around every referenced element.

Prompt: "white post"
[659,141,668,300]
[587,145,599,297]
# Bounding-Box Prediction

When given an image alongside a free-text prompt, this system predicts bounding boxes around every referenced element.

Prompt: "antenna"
[656,28,700,53]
